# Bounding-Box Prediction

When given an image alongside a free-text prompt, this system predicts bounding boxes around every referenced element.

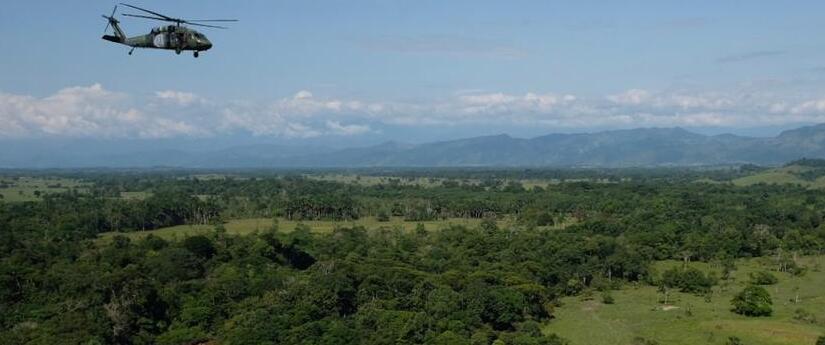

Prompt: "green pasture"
[306,174,593,190]
[0,177,87,202]
[733,165,825,189]
[307,174,450,187]
[544,256,825,345]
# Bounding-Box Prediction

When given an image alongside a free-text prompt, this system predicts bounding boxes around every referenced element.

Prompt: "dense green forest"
[2,168,825,344]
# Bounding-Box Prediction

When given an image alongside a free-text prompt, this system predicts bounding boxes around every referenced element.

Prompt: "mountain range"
[3,124,825,168]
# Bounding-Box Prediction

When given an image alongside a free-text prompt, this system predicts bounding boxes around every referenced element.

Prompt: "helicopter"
[102,3,237,58]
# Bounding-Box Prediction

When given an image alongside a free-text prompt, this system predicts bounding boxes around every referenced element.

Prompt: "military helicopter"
[102,3,237,58]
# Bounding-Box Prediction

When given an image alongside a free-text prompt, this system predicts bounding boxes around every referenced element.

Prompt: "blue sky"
[3,0,825,146]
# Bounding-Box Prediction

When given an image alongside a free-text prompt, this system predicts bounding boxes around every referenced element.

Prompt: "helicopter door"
[169,33,179,49]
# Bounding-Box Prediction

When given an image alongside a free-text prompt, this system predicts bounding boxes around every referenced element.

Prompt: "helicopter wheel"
[175,49,181,55]
[194,51,199,58]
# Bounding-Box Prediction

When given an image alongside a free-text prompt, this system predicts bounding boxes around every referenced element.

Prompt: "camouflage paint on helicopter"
[101,3,235,58]
[104,24,213,55]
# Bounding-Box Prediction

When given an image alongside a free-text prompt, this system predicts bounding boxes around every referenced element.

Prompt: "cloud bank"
[2,84,825,139]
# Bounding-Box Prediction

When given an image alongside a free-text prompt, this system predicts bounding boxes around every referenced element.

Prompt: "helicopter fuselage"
[103,25,212,53]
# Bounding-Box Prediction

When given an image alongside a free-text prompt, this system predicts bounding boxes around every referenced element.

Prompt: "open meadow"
[0,176,87,202]
[545,256,825,345]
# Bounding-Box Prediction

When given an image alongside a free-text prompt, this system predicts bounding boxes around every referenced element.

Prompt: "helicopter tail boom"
[101,6,126,43]
[102,34,124,44]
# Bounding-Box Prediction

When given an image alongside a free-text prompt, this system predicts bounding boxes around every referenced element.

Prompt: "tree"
[434,330,470,345]
[731,285,772,316]
[748,271,778,285]
[376,209,390,222]
[816,335,825,345]
[536,212,555,227]
[183,235,216,259]
[661,266,716,294]
[475,285,526,330]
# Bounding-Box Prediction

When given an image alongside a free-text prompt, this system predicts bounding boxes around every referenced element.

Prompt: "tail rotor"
[101,5,126,44]
[102,5,118,34]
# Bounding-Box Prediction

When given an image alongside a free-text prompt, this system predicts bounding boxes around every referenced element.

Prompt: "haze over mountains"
[3,124,825,168]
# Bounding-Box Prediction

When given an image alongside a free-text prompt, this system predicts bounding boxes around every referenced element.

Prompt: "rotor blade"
[187,22,229,29]
[103,5,117,34]
[186,19,238,22]
[122,13,174,22]
[119,3,173,20]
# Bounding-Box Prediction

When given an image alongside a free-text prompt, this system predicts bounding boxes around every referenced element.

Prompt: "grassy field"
[0,177,87,202]
[307,174,592,190]
[733,165,825,189]
[97,216,525,242]
[544,256,825,345]
[307,174,452,187]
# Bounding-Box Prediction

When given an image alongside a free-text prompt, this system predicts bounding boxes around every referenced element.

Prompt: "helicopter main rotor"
[119,3,237,29]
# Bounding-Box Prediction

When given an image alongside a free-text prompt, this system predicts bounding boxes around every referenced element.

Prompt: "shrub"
[535,212,555,226]
[731,285,772,316]
[793,308,817,324]
[661,266,716,294]
[726,336,743,345]
[376,210,390,222]
[601,291,615,304]
[748,271,778,285]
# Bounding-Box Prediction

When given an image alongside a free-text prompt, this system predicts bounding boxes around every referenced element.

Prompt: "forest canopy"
[1,168,824,344]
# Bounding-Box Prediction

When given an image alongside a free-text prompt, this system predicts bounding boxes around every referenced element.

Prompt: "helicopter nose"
[203,40,213,50]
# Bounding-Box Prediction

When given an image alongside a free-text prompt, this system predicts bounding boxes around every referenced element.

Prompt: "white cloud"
[325,121,371,136]
[608,89,733,110]
[0,84,207,138]
[3,84,825,139]
[608,89,650,105]
[155,90,201,106]
[293,90,313,100]
[455,92,576,117]
[791,99,825,114]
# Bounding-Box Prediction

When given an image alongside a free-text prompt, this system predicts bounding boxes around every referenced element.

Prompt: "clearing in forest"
[543,256,825,345]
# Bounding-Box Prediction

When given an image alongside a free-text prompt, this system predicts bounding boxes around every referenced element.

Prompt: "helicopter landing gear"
[128,47,135,55]
[175,48,181,55]
[194,51,199,58]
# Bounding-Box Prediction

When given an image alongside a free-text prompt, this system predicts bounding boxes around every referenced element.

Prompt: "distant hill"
[2,124,825,168]
[785,158,825,168]
[289,124,825,168]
